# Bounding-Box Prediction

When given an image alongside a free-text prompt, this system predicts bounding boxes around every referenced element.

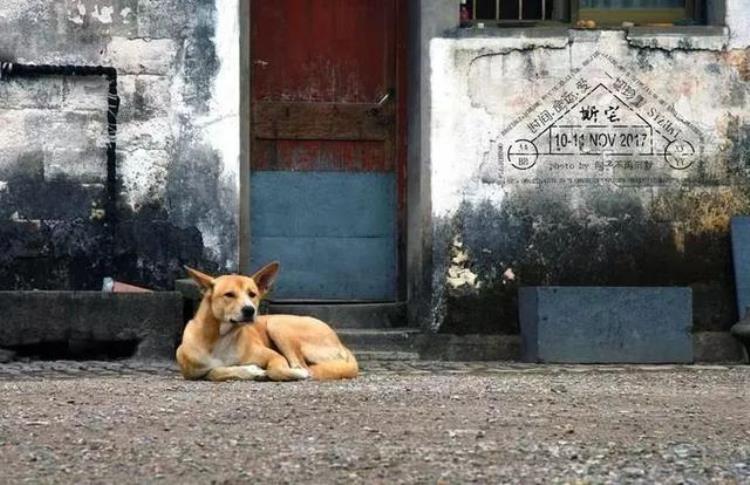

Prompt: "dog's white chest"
[211,332,240,366]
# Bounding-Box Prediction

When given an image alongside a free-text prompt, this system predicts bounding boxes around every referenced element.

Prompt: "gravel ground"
[0,362,748,484]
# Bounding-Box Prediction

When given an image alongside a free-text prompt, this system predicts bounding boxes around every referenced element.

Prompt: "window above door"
[460,0,709,26]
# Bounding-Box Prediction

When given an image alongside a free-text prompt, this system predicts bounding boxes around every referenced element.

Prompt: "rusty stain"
[723,49,750,82]
[651,188,750,236]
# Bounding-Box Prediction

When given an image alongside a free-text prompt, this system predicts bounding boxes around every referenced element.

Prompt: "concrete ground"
[0,361,748,484]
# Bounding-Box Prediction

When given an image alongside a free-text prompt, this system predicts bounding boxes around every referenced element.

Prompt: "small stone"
[623,467,644,477]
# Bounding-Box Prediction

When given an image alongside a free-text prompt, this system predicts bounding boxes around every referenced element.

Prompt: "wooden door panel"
[252,0,393,103]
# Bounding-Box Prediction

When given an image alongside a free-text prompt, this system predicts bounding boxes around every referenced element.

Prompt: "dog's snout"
[241,305,255,319]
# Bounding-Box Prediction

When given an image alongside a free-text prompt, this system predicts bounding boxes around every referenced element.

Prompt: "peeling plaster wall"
[0,0,239,289]
[430,27,750,335]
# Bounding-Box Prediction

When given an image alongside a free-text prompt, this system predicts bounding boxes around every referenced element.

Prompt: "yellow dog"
[176,262,358,381]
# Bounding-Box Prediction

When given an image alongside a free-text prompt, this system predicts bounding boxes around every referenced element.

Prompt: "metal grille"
[467,0,548,21]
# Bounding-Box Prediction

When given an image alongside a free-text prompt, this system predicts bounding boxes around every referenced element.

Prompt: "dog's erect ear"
[184,266,215,292]
[251,261,280,294]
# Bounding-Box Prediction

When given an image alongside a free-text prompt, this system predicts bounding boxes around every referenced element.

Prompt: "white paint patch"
[91,5,114,24]
[727,0,750,48]
[447,266,479,289]
[201,0,241,270]
[118,149,170,211]
[446,236,481,290]
[0,181,7,192]
[430,38,508,217]
[163,1,240,270]
[67,1,85,24]
[120,7,132,23]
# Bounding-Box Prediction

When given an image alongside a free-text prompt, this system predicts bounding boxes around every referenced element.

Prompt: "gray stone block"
[731,216,750,318]
[519,287,693,364]
[0,291,183,360]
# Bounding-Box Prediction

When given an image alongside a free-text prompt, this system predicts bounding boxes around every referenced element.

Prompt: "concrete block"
[118,117,172,150]
[0,78,64,110]
[519,287,693,364]
[117,75,172,121]
[24,111,107,152]
[731,216,750,318]
[105,37,177,75]
[0,110,28,151]
[136,0,192,38]
[0,291,183,360]
[44,149,107,183]
[62,76,110,111]
[0,149,45,180]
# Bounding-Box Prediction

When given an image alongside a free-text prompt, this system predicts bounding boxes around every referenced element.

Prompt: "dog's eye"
[247,291,256,298]
[223,292,236,298]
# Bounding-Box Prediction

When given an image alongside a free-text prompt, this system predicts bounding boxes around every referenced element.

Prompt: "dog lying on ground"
[176,262,358,381]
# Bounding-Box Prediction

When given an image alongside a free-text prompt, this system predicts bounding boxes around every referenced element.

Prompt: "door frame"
[239,1,429,318]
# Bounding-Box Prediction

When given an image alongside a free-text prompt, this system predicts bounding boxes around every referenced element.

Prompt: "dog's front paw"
[239,364,267,380]
[289,367,311,381]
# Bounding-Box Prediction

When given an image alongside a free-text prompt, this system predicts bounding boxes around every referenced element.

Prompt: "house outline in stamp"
[498,52,705,184]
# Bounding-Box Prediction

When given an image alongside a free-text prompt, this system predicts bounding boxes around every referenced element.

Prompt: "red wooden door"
[250,1,406,301]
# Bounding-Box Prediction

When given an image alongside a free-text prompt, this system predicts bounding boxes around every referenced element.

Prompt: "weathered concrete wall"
[430,27,750,335]
[0,0,239,290]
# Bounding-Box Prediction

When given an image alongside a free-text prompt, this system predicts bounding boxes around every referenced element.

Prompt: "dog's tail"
[309,347,359,380]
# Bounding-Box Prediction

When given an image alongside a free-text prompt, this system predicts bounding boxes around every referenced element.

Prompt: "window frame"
[461,0,704,26]
[572,0,699,26]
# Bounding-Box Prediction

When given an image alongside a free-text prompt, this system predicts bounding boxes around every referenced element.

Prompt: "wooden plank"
[253,102,393,141]
[253,139,391,172]
[251,172,395,238]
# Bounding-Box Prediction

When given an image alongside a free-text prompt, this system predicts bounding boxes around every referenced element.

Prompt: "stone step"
[337,328,420,352]
[176,278,407,329]
[353,350,420,362]
[265,302,407,329]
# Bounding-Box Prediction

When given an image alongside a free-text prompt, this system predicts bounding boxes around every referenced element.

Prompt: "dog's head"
[184,262,279,327]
